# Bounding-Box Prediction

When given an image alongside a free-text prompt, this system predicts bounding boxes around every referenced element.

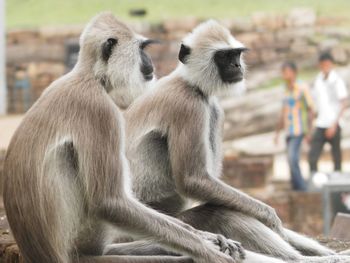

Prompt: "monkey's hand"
[199,231,245,262]
[258,204,287,239]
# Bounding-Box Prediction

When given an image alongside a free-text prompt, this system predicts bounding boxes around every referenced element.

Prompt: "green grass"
[6,0,350,28]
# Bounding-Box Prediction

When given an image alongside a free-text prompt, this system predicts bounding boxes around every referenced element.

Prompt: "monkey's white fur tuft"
[178,19,246,96]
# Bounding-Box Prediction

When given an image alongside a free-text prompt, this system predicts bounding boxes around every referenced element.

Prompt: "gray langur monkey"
[123,20,350,263]
[3,13,245,263]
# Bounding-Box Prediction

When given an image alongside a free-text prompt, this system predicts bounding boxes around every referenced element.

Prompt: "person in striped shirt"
[274,61,314,191]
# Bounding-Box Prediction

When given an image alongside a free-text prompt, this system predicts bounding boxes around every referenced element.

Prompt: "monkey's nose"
[141,66,154,80]
[141,64,154,75]
[231,63,241,68]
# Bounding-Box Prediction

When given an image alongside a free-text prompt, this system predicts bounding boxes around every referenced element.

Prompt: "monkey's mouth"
[144,73,154,81]
[223,75,243,83]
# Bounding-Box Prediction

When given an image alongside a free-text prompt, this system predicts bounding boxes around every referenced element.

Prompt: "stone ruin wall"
[6,8,350,113]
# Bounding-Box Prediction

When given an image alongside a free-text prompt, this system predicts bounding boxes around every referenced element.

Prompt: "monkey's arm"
[81,111,238,263]
[168,111,284,235]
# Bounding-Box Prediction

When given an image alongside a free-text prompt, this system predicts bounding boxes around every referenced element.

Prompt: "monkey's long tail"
[284,229,335,256]
[243,251,286,263]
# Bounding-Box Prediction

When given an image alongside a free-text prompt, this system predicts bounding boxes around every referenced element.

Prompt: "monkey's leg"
[177,203,303,261]
[77,255,193,263]
[103,240,180,256]
[177,204,350,263]
[100,198,238,263]
[103,239,286,263]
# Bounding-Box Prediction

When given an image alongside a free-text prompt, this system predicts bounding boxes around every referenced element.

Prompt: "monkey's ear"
[179,44,191,64]
[102,38,118,62]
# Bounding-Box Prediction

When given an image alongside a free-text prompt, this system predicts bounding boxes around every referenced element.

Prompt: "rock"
[243,49,261,66]
[317,237,350,252]
[290,192,323,235]
[260,49,278,63]
[6,29,40,45]
[163,17,199,33]
[319,38,340,50]
[285,8,316,28]
[3,245,23,263]
[251,12,285,31]
[257,33,275,48]
[221,87,284,140]
[7,44,65,65]
[222,154,273,188]
[27,62,66,98]
[38,25,83,43]
[225,18,254,33]
[316,27,350,40]
[236,32,260,48]
[331,47,348,65]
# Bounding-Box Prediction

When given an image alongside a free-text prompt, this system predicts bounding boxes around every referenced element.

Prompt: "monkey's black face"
[140,39,157,81]
[214,48,247,84]
[101,37,155,82]
[140,49,154,81]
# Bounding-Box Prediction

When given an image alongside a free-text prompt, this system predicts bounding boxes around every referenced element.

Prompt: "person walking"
[308,52,348,177]
[275,61,314,191]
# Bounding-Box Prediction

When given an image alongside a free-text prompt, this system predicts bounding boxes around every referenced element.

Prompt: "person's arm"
[274,103,286,145]
[336,98,348,123]
[325,78,349,139]
[302,84,315,143]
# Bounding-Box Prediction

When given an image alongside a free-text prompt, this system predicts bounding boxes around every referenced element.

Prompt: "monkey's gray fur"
[3,14,247,263]
[123,20,350,263]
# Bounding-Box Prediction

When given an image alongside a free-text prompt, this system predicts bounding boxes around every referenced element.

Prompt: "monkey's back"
[3,72,121,263]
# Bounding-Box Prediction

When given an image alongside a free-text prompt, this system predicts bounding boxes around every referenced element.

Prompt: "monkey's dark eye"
[107,38,118,46]
[102,38,118,62]
[214,50,230,65]
[216,50,228,59]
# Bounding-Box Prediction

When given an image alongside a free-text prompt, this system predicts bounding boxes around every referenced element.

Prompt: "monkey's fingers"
[226,240,245,260]
[217,234,230,253]
[216,235,244,261]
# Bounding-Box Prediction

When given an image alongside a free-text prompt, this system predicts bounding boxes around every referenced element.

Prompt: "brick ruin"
[5,8,350,113]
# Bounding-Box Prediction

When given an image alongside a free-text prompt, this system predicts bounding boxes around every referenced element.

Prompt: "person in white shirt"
[309,52,348,174]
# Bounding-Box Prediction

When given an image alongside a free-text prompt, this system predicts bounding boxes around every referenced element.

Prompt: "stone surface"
[285,8,316,28]
[7,44,65,65]
[0,151,5,196]
[330,213,350,239]
[289,192,324,236]
[222,154,273,188]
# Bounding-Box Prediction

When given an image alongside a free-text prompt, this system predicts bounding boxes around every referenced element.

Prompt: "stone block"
[163,17,199,33]
[286,8,316,28]
[251,12,285,31]
[290,192,323,236]
[222,154,273,189]
[331,47,349,65]
[7,44,65,65]
[236,33,260,48]
[6,30,40,45]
